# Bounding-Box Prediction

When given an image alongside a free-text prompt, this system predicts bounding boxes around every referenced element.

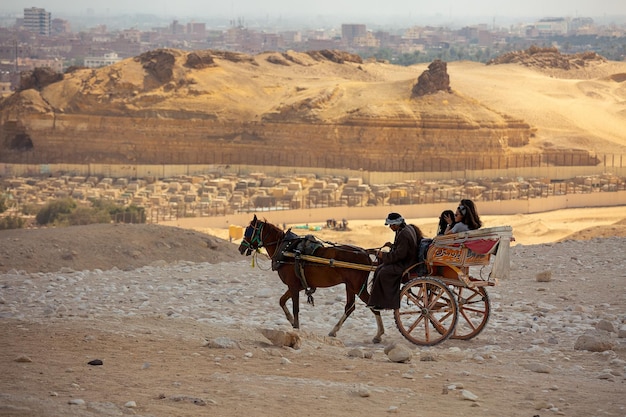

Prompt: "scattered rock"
[347,348,366,358]
[595,319,615,333]
[461,389,479,401]
[357,387,371,397]
[260,328,302,349]
[523,362,552,373]
[205,337,239,349]
[574,330,616,352]
[169,395,210,406]
[535,270,552,282]
[384,343,412,363]
[68,399,85,405]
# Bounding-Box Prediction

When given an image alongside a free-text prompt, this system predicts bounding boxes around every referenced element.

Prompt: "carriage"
[395,225,513,345]
[239,215,513,347]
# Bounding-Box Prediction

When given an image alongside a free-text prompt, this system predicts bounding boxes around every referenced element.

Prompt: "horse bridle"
[241,220,285,252]
[240,221,265,255]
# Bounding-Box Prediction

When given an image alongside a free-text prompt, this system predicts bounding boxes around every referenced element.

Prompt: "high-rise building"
[341,24,367,44]
[23,7,51,36]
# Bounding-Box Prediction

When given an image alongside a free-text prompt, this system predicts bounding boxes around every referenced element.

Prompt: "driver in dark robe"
[367,212,420,310]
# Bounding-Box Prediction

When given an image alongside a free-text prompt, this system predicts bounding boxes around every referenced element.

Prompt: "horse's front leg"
[290,287,300,329]
[329,291,357,337]
[279,290,295,327]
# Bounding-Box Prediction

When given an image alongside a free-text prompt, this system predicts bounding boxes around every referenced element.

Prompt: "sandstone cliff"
[0,48,574,171]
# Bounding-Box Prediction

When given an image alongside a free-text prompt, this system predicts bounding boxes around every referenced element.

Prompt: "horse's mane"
[262,218,286,240]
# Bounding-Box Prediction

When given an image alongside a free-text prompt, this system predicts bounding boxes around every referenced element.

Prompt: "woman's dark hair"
[459,199,482,230]
[437,209,455,235]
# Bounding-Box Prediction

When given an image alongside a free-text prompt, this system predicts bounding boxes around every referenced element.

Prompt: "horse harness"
[243,222,320,305]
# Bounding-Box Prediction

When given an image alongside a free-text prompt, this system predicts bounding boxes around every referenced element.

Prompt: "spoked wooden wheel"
[394,277,458,346]
[451,285,490,340]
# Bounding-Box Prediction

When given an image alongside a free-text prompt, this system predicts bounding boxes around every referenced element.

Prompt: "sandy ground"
[200,206,626,249]
[1,206,626,417]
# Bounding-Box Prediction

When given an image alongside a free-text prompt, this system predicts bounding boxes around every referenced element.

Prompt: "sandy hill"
[2,48,625,166]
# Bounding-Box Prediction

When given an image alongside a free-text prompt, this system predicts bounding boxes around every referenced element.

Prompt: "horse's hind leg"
[329,313,349,338]
[372,310,384,344]
[291,288,300,329]
[329,308,384,343]
[279,291,295,327]
[279,289,300,329]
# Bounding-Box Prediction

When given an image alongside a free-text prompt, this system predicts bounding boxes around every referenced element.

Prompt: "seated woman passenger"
[437,209,455,235]
[444,199,482,235]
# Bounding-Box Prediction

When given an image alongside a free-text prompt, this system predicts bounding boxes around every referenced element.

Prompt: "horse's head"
[238,215,264,256]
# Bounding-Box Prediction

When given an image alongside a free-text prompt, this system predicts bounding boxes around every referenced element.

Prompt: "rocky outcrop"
[18,67,64,92]
[184,51,216,69]
[412,59,451,97]
[135,49,179,85]
[487,45,606,70]
[306,49,363,64]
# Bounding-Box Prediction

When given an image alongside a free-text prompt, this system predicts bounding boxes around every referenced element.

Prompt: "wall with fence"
[4,146,621,173]
[2,154,626,183]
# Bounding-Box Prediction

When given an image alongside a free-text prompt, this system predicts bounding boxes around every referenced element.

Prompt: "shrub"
[0,195,7,213]
[21,203,40,216]
[0,215,26,230]
[66,206,112,226]
[35,198,77,225]
[110,205,146,223]
[90,198,146,224]
[35,198,145,226]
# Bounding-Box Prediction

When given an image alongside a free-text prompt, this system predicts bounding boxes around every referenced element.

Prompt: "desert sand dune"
[447,61,626,153]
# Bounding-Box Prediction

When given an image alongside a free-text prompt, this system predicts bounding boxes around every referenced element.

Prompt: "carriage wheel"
[451,285,490,340]
[394,277,458,346]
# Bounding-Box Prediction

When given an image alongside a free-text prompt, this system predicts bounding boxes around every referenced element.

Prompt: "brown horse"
[238,215,385,343]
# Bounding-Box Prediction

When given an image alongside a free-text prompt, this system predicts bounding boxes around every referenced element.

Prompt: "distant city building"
[0,81,12,97]
[23,7,51,36]
[535,18,568,36]
[17,57,63,73]
[51,18,71,35]
[84,52,122,68]
[341,24,367,44]
[186,22,206,37]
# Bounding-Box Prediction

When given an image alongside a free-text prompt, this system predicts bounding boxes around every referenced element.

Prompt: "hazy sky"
[7,0,624,19]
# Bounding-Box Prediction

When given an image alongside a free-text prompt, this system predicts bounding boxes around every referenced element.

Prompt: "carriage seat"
[401,238,433,282]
